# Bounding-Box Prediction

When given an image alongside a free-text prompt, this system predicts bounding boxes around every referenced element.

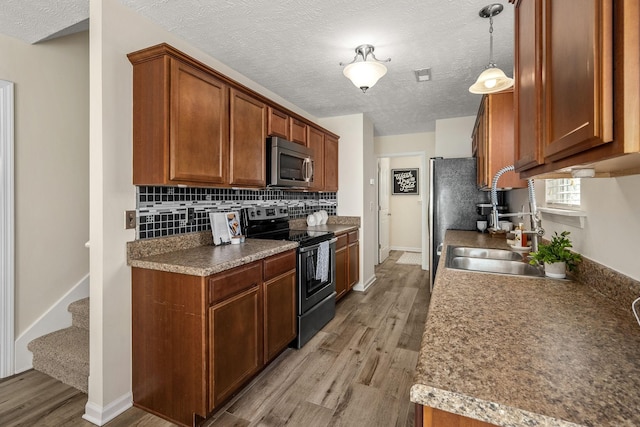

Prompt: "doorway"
[0,80,15,378]
[377,153,429,270]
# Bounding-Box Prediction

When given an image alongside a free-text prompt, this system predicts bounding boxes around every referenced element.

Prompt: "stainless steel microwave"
[267,137,314,188]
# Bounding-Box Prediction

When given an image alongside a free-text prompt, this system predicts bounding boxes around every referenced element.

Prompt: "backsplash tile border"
[135,186,337,240]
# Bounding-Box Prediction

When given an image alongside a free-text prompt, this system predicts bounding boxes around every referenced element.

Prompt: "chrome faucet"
[490,165,545,252]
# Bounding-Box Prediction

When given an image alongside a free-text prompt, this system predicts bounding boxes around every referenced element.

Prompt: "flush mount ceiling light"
[340,44,391,93]
[469,3,514,94]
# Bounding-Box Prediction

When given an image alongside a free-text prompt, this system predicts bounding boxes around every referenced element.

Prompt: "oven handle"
[298,237,337,253]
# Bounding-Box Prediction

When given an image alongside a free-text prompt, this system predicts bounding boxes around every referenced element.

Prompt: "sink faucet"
[490,165,545,252]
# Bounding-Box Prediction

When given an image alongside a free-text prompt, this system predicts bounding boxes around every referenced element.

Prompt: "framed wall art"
[392,168,419,195]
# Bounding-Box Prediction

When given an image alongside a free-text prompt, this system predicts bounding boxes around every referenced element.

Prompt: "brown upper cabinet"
[324,134,339,192]
[290,118,308,146]
[307,126,340,192]
[229,88,267,187]
[307,126,325,191]
[128,43,341,189]
[129,48,229,186]
[472,90,527,189]
[267,107,290,140]
[511,0,640,178]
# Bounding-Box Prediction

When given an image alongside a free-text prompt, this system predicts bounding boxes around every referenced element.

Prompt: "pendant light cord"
[488,16,495,67]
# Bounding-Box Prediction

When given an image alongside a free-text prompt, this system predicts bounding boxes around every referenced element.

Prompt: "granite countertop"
[127,216,359,276]
[288,216,360,235]
[304,224,358,235]
[128,232,297,276]
[410,230,640,427]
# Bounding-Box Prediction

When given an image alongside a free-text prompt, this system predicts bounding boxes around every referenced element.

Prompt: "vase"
[544,261,566,279]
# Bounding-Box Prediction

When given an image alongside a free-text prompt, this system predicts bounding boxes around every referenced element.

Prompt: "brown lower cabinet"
[348,230,359,289]
[335,229,360,301]
[132,249,296,427]
[416,404,498,427]
[335,234,348,300]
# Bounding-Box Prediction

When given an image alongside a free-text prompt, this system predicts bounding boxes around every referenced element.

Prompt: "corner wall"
[319,114,376,290]
[0,32,90,371]
[88,0,322,422]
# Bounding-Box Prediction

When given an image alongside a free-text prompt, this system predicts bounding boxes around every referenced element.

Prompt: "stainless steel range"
[241,206,336,348]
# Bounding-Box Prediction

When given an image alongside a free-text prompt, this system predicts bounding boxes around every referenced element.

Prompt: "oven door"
[297,238,336,314]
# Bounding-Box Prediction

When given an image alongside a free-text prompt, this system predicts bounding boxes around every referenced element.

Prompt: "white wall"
[375,132,435,155]
[434,115,476,158]
[88,0,321,422]
[319,114,376,290]
[0,33,89,341]
[389,156,422,251]
[507,175,640,281]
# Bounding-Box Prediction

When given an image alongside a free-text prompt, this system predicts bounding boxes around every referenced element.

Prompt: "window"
[545,178,581,208]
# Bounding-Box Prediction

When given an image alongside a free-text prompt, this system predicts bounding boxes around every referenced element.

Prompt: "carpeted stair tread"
[28,326,89,393]
[68,297,89,331]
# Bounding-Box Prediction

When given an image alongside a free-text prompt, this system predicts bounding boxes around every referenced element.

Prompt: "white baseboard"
[83,392,133,426]
[14,274,90,373]
[390,246,421,252]
[352,274,376,292]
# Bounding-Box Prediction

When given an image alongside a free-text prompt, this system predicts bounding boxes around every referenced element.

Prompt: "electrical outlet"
[125,210,136,229]
[187,207,195,225]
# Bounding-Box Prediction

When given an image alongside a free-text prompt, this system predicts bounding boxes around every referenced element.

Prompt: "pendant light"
[340,45,391,93]
[469,3,514,94]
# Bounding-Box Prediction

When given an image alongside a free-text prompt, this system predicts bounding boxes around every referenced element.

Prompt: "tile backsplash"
[136,186,337,240]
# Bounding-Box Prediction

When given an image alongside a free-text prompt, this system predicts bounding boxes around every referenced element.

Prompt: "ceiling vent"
[414,68,432,82]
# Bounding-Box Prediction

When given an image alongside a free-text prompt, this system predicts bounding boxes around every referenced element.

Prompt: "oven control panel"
[245,206,289,221]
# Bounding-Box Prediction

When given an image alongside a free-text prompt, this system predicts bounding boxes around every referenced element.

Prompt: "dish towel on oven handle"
[315,241,329,282]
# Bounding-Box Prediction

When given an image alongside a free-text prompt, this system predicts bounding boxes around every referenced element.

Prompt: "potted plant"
[529,231,582,279]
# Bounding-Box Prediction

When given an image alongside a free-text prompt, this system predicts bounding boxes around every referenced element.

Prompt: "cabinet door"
[209,285,262,409]
[348,231,359,289]
[348,242,359,289]
[474,97,488,187]
[542,0,613,161]
[264,271,296,362]
[229,88,267,187]
[513,0,544,172]
[290,118,308,145]
[268,107,290,139]
[307,126,325,191]
[324,134,339,192]
[170,59,229,184]
[486,92,526,189]
[335,245,348,300]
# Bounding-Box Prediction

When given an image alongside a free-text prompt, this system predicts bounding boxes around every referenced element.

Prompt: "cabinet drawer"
[263,250,296,281]
[348,230,359,244]
[336,234,348,250]
[208,262,262,305]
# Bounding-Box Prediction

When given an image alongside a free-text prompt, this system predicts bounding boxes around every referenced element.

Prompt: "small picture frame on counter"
[209,211,242,245]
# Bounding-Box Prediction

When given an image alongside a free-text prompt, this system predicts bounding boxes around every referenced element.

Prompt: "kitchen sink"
[450,246,523,261]
[445,246,544,277]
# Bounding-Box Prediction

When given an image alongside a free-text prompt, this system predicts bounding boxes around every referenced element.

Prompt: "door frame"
[0,80,15,378]
[375,152,429,270]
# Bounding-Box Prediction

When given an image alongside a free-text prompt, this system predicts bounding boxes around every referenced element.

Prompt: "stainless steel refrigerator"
[428,157,489,291]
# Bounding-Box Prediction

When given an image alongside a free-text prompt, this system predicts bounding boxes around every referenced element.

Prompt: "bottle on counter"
[514,223,527,247]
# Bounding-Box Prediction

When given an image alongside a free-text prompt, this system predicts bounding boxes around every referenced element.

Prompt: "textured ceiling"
[1,0,514,136]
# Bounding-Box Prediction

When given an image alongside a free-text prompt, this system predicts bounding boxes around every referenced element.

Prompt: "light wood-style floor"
[0,251,430,427]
